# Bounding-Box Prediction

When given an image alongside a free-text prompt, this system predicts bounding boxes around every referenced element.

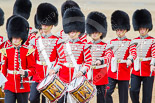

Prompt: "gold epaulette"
[0,48,7,57]
[26,48,35,56]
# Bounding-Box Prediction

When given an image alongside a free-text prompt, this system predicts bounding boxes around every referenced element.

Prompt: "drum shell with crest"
[37,74,67,102]
[0,88,4,103]
[67,76,96,103]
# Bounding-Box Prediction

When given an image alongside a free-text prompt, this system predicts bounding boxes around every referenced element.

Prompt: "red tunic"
[88,40,113,85]
[0,36,7,45]
[1,45,35,93]
[108,37,137,80]
[0,36,7,70]
[24,27,37,45]
[58,38,92,83]
[33,34,65,83]
[0,40,11,49]
[132,35,155,76]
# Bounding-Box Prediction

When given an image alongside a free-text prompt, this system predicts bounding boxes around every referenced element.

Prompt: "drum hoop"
[37,75,56,91]
[37,75,68,102]
[83,87,97,103]
[68,76,85,92]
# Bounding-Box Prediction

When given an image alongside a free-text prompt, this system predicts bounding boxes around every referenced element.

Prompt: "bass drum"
[0,88,4,103]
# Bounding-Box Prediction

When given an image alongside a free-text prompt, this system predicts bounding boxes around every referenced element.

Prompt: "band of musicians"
[0,0,155,103]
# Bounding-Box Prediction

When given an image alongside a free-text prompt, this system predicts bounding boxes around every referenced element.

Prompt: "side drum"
[37,74,67,102]
[68,76,96,103]
[0,88,4,103]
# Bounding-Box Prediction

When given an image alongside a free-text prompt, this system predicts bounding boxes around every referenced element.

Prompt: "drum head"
[67,76,84,92]
[37,75,55,90]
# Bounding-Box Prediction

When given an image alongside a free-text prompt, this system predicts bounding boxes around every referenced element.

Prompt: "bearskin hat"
[111,10,130,31]
[7,15,29,45]
[63,8,85,34]
[36,3,58,26]
[13,0,32,20]
[0,8,4,26]
[6,15,17,31]
[132,9,153,31]
[34,14,41,30]
[86,11,107,39]
[61,0,80,17]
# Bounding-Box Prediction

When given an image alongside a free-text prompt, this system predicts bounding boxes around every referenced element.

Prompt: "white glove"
[126,59,132,68]
[95,60,102,66]
[150,65,155,72]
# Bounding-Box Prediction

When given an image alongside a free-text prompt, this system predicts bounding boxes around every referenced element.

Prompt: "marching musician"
[0,8,7,70]
[106,10,137,103]
[29,3,65,103]
[57,8,92,102]
[86,11,113,103]
[1,0,37,48]
[57,0,87,43]
[13,0,37,46]
[1,15,36,103]
[130,9,155,103]
[0,8,7,47]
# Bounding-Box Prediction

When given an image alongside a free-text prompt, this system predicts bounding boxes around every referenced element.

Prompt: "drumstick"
[150,71,153,77]
[74,78,77,87]
[44,74,49,84]
[73,66,80,87]
[24,81,35,83]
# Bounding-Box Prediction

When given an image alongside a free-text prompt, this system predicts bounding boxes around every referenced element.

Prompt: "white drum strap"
[66,42,79,78]
[38,37,54,75]
[111,57,117,72]
[0,72,7,87]
[134,56,140,71]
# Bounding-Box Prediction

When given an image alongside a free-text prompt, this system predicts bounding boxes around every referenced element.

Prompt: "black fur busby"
[132,9,153,31]
[34,14,41,30]
[63,8,85,34]
[111,10,130,31]
[0,8,4,26]
[61,0,80,17]
[86,11,107,39]
[7,16,29,45]
[6,15,17,31]
[36,3,58,26]
[13,0,32,20]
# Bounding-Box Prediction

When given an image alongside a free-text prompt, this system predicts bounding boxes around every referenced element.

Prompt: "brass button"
[92,66,96,69]
[139,58,143,61]
[14,70,17,74]
[117,59,121,63]
[42,62,46,65]
[69,63,73,67]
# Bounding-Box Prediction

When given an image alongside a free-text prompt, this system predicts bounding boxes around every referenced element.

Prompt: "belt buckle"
[139,58,143,61]
[69,63,73,67]
[42,62,46,65]
[92,66,96,69]
[13,70,17,74]
[117,59,121,63]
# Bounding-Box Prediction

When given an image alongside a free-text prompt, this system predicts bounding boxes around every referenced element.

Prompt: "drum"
[68,76,96,103]
[37,74,67,102]
[0,88,4,103]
